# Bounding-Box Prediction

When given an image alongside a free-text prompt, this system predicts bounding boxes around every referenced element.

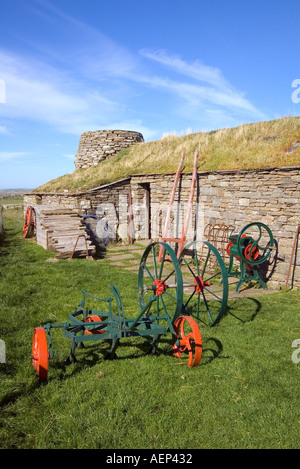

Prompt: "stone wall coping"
[25,164,300,197]
[130,165,300,178]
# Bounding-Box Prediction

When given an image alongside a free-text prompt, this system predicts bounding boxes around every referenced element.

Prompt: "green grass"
[35,116,300,193]
[0,196,24,205]
[0,210,300,449]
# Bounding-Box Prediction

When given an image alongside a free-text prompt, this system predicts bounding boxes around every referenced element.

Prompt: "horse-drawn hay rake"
[32,223,274,381]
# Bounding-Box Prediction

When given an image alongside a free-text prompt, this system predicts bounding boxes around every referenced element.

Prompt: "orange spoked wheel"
[83,315,104,335]
[173,316,202,367]
[244,244,259,262]
[32,328,48,381]
[23,206,35,238]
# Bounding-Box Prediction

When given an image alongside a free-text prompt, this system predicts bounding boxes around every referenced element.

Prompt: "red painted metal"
[177,149,199,258]
[83,315,104,335]
[159,150,199,260]
[153,278,167,296]
[159,152,185,261]
[173,316,202,367]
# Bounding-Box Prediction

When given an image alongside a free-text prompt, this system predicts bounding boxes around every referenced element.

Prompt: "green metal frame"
[40,242,185,369]
[227,222,274,292]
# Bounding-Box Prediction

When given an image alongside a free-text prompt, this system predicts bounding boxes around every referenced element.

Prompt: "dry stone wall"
[131,166,300,289]
[24,165,300,289]
[75,130,144,169]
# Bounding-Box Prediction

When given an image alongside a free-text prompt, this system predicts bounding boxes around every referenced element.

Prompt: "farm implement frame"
[32,222,274,381]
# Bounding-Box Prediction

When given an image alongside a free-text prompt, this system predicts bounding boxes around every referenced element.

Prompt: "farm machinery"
[32,223,274,381]
[225,222,274,292]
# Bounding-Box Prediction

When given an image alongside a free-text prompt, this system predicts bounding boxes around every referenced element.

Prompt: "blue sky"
[0,0,299,189]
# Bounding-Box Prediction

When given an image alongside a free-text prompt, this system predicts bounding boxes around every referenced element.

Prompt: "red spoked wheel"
[173,316,202,367]
[83,315,104,335]
[244,244,259,262]
[23,206,35,238]
[32,328,48,381]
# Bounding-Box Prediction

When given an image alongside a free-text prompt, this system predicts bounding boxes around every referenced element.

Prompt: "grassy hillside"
[35,117,300,193]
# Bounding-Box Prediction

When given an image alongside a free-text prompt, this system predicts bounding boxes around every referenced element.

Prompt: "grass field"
[0,209,299,449]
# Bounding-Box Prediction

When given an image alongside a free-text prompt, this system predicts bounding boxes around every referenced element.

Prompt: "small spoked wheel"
[32,328,48,381]
[173,316,202,367]
[138,242,183,324]
[180,241,228,326]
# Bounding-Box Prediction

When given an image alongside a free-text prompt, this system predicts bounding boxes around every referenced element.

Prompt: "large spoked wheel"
[180,241,228,326]
[32,327,48,381]
[173,316,202,367]
[237,222,274,266]
[138,242,183,325]
[23,206,35,238]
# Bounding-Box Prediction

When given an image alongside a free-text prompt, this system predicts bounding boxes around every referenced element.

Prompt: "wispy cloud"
[0,2,265,144]
[139,49,264,118]
[140,49,232,90]
[0,151,28,161]
[0,125,9,135]
[0,49,140,135]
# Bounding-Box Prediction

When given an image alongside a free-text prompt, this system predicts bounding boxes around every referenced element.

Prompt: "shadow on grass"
[225,297,262,323]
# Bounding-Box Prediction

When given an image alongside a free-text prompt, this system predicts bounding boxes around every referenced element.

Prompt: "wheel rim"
[138,242,183,325]
[83,315,104,335]
[237,222,274,265]
[23,206,35,238]
[173,316,202,367]
[32,328,48,381]
[180,241,228,326]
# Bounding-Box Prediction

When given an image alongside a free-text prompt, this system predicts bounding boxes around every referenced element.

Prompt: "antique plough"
[33,241,214,381]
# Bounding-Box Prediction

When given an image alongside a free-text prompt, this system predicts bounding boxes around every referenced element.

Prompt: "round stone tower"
[74,129,144,169]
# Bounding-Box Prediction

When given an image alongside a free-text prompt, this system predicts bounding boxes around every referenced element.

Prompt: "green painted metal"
[227,222,274,292]
[179,240,229,326]
[138,241,184,330]
[35,242,186,375]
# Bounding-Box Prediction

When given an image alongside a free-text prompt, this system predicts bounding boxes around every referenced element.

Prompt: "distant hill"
[0,189,32,198]
[34,116,300,193]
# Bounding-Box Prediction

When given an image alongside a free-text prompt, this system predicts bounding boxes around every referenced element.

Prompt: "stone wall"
[130,166,300,289]
[24,165,300,289]
[75,130,144,169]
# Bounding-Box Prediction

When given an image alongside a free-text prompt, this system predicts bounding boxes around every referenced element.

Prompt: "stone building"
[24,165,300,290]
[23,128,300,290]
